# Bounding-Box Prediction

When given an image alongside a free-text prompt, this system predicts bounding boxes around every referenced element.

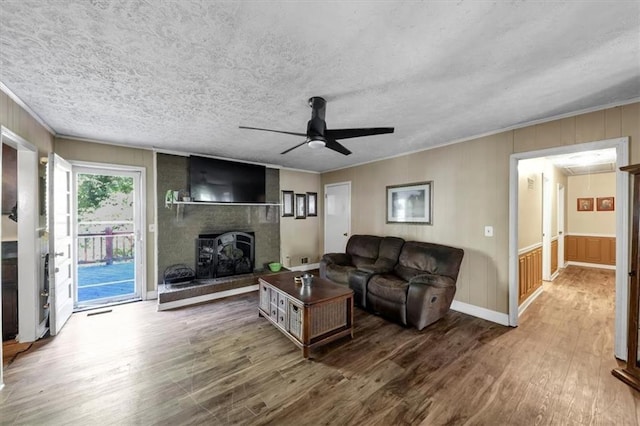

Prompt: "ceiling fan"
[239,97,394,156]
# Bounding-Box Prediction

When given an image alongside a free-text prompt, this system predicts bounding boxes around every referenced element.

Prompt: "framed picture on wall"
[386,181,433,224]
[597,196,615,211]
[295,193,306,219]
[281,190,294,217]
[577,197,594,211]
[306,192,317,217]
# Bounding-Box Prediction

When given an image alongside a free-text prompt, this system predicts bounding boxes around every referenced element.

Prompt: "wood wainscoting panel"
[551,239,558,274]
[564,235,616,266]
[518,246,542,304]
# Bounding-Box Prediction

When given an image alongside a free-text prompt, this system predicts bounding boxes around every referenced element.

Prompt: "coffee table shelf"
[258,271,354,358]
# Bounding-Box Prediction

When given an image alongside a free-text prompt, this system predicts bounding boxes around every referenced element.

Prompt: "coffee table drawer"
[288,303,302,339]
[259,283,270,312]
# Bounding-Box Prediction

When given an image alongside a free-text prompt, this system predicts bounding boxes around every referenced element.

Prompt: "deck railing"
[78,226,135,265]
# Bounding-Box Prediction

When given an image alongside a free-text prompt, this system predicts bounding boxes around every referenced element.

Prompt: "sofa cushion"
[394,241,464,282]
[367,274,409,304]
[346,235,382,260]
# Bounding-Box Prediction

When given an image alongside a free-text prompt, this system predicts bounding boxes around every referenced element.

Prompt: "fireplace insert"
[196,231,255,279]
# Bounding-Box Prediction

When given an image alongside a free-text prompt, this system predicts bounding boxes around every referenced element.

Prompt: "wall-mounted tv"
[189,156,266,203]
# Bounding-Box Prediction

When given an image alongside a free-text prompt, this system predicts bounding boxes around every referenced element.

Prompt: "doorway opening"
[73,165,144,310]
[509,137,629,360]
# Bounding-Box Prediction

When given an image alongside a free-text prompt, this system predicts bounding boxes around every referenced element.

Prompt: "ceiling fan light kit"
[239,96,394,156]
[307,137,326,149]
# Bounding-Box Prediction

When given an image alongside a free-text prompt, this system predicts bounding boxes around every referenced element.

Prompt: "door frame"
[323,181,351,253]
[542,170,553,281]
[0,126,40,389]
[508,137,629,360]
[71,161,147,303]
[557,184,565,270]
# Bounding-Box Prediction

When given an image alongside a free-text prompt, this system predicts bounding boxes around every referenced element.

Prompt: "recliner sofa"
[320,235,464,330]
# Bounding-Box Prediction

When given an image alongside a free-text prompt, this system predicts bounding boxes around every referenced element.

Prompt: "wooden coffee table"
[258,271,354,358]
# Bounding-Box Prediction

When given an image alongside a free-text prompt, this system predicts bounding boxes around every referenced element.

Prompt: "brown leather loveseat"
[320,235,464,330]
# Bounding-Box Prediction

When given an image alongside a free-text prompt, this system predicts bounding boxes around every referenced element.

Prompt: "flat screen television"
[189,156,266,203]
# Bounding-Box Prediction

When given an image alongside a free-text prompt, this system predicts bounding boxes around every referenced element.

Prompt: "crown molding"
[0,81,55,135]
[323,97,640,174]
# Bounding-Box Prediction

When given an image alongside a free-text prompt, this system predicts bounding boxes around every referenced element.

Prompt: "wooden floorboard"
[1,266,639,425]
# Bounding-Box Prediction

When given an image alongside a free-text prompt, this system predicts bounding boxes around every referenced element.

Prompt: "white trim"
[566,261,616,270]
[0,82,55,135]
[551,235,559,242]
[450,301,510,326]
[157,285,258,311]
[71,162,147,305]
[518,242,542,256]
[550,270,560,281]
[323,98,640,174]
[146,291,158,300]
[565,232,616,238]
[152,151,159,296]
[288,263,320,272]
[518,285,544,317]
[508,136,629,359]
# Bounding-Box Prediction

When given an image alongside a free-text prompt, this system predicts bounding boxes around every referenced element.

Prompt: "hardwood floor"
[1,266,638,425]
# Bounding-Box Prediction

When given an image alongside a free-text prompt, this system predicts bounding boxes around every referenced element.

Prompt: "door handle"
[55,252,65,257]
[343,233,348,236]
[630,271,637,277]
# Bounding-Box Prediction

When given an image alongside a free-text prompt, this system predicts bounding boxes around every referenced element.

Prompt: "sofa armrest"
[321,253,352,266]
[409,274,456,288]
[407,274,457,330]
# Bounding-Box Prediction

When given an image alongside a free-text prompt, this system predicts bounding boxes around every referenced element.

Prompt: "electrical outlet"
[301,257,308,264]
[484,226,494,237]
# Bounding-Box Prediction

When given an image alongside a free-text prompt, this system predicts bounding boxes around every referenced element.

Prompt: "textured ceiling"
[1,1,639,172]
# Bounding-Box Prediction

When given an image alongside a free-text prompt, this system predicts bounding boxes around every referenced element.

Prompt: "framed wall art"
[281,190,294,217]
[306,192,317,217]
[596,196,614,211]
[386,181,432,224]
[295,193,306,219]
[577,197,594,211]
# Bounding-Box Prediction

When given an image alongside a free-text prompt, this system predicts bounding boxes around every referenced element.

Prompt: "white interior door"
[324,182,351,253]
[48,153,74,335]
[557,184,565,269]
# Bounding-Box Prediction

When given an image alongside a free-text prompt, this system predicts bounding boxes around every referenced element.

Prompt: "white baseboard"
[450,300,510,326]
[288,263,320,272]
[566,261,616,270]
[146,290,158,300]
[157,285,258,311]
[518,285,544,316]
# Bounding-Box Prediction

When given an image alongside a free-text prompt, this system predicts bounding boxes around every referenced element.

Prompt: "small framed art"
[282,190,294,217]
[306,192,317,217]
[596,196,614,211]
[577,198,594,211]
[295,193,306,219]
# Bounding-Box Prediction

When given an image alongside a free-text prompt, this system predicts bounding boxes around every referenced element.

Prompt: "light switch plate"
[484,226,494,237]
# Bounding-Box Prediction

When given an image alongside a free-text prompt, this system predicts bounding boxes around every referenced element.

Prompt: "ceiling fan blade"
[280,141,308,155]
[239,126,306,137]
[325,127,394,140]
[325,138,352,156]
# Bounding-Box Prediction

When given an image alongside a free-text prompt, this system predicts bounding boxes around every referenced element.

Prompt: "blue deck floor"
[77,261,135,302]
